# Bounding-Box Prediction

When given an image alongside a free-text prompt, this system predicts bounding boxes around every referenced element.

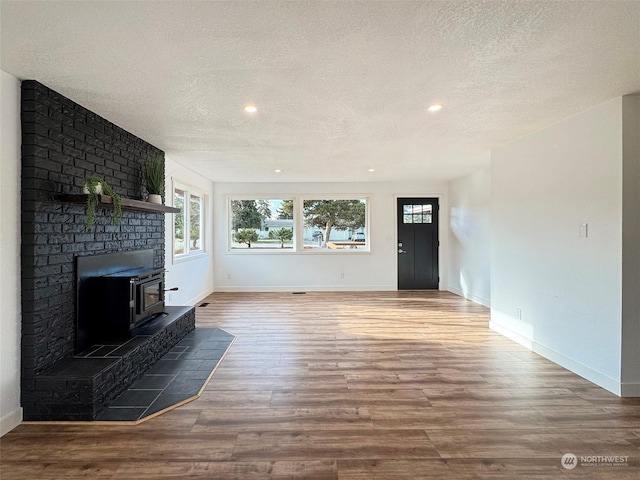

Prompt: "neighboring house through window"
[229,199,295,250]
[227,196,369,252]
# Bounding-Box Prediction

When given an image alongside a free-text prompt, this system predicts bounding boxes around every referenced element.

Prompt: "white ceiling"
[2,1,639,183]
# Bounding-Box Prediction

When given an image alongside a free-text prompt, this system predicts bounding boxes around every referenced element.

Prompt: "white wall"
[491,97,626,394]
[164,156,215,306]
[0,70,23,435]
[447,168,491,306]
[213,181,448,291]
[621,95,640,395]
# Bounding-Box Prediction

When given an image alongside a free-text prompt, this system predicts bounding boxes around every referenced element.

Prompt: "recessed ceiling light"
[274,169,281,173]
[368,168,375,172]
[427,104,443,112]
[243,103,257,113]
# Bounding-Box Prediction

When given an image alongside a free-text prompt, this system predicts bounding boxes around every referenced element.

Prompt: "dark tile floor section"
[95,327,235,422]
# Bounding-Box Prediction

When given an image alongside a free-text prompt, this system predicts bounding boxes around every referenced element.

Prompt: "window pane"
[230,199,294,249]
[174,188,185,255]
[403,204,433,224]
[423,204,432,223]
[303,199,367,250]
[189,194,202,252]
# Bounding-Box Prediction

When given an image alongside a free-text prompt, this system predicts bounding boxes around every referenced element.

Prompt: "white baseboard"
[187,288,215,306]
[213,284,396,293]
[620,382,640,397]
[165,288,215,308]
[1,407,22,437]
[489,320,626,397]
[447,285,491,307]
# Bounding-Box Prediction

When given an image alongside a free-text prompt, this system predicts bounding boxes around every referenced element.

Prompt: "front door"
[397,197,439,289]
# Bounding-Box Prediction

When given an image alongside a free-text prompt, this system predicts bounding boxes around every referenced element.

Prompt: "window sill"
[226,248,371,255]
[172,251,209,264]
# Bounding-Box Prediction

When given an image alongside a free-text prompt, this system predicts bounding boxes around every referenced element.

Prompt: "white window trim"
[227,196,297,253]
[172,179,207,263]
[226,194,371,254]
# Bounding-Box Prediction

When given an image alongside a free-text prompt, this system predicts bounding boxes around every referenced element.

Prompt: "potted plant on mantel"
[144,156,164,204]
[83,176,123,228]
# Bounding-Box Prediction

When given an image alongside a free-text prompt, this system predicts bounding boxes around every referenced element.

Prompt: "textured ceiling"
[2,1,639,183]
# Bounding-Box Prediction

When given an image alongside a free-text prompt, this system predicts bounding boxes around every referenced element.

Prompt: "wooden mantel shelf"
[60,194,180,214]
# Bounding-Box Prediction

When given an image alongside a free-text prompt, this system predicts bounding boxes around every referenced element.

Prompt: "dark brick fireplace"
[20,80,194,420]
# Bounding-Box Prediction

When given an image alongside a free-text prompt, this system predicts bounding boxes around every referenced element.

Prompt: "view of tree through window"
[303,199,367,250]
[174,186,204,258]
[277,200,293,219]
[228,197,369,252]
[230,199,294,249]
[189,194,202,251]
[174,188,185,255]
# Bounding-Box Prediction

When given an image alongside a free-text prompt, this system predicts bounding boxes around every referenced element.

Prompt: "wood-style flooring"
[2,291,639,479]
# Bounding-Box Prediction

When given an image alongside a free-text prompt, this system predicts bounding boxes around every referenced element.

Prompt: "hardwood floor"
[2,291,639,479]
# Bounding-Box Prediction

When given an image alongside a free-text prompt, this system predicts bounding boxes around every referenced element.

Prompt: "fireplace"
[20,81,197,421]
[76,249,165,352]
[102,266,165,332]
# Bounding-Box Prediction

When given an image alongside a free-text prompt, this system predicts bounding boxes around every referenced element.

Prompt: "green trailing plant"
[84,176,123,228]
[144,156,165,196]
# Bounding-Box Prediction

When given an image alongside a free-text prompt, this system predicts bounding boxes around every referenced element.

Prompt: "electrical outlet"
[339,272,345,279]
[227,273,231,280]
[516,308,522,320]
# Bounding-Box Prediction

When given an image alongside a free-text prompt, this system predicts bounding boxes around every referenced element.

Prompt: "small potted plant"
[83,176,123,228]
[144,156,164,204]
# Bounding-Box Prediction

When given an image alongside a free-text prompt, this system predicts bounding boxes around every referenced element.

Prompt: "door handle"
[398,248,406,254]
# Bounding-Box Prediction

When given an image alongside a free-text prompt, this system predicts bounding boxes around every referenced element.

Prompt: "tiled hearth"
[27,307,197,421]
[96,328,235,422]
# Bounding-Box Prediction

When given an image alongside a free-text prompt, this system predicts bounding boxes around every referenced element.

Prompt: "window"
[403,203,432,224]
[174,183,205,259]
[303,199,368,251]
[229,199,294,250]
[227,196,369,253]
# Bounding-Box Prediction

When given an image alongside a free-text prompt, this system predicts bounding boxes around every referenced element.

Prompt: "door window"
[403,204,432,224]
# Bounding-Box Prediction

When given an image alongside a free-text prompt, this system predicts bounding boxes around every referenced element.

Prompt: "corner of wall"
[0,70,24,435]
[621,94,640,392]
[446,168,491,307]
[0,408,23,437]
[447,285,491,308]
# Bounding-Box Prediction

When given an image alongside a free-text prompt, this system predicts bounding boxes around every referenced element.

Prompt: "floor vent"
[198,302,210,307]
[292,292,307,295]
